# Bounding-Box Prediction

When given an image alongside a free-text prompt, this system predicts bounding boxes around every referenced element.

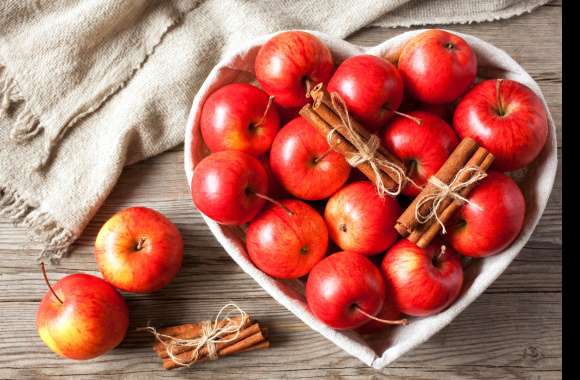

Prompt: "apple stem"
[387,107,423,125]
[496,79,505,116]
[254,192,294,216]
[355,306,409,326]
[304,78,312,98]
[433,245,447,265]
[314,142,340,164]
[135,237,146,251]
[40,262,63,305]
[254,95,275,128]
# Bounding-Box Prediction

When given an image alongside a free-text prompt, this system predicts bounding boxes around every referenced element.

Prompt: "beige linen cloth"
[0,0,550,262]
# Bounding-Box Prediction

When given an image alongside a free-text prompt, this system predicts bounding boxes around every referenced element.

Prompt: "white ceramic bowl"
[184,29,557,369]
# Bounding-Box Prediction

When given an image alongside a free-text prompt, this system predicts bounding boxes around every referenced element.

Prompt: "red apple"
[306,251,385,329]
[398,30,477,104]
[445,171,525,257]
[269,117,351,200]
[94,207,183,293]
[327,54,404,132]
[255,31,334,109]
[36,270,129,360]
[453,79,548,171]
[191,151,268,225]
[200,83,280,157]
[356,295,403,334]
[324,181,401,255]
[383,110,459,197]
[381,239,463,317]
[246,199,328,279]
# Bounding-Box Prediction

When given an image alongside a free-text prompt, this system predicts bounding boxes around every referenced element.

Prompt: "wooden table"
[0,2,561,379]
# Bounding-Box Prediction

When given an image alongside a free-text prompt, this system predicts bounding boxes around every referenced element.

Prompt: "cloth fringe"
[0,64,45,143]
[0,185,74,263]
[1,4,186,171]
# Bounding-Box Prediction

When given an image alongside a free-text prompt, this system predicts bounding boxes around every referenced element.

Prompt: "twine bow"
[308,83,409,197]
[138,303,247,367]
[415,166,487,234]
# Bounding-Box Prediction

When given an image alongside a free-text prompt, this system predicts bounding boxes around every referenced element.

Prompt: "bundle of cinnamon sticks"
[299,84,494,249]
[395,137,494,248]
[299,85,407,194]
[147,314,270,370]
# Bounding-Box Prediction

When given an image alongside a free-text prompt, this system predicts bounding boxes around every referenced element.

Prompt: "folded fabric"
[0,0,550,262]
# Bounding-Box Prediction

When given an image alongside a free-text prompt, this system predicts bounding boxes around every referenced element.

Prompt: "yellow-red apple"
[95,207,183,293]
[36,270,129,360]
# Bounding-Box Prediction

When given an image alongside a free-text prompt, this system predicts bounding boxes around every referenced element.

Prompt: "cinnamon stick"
[239,340,270,353]
[395,137,480,237]
[153,315,250,354]
[408,146,490,244]
[315,91,404,169]
[411,150,494,248]
[299,104,399,191]
[307,88,407,186]
[162,324,267,370]
[157,321,259,359]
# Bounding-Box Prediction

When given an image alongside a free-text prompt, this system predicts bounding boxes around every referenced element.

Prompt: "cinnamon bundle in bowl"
[395,137,494,248]
[299,84,408,196]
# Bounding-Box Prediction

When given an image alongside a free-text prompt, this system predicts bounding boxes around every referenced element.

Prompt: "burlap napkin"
[0,0,550,262]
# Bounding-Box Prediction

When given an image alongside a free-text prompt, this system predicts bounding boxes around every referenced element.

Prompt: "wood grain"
[0,2,561,379]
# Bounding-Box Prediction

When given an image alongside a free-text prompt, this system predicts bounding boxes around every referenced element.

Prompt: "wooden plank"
[0,292,561,379]
[0,2,561,379]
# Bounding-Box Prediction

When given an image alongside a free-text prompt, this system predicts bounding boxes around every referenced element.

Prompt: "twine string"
[307,83,420,197]
[414,166,487,234]
[310,84,408,197]
[138,303,247,367]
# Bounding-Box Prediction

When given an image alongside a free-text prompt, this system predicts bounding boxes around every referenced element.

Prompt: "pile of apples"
[36,207,184,359]
[192,29,549,332]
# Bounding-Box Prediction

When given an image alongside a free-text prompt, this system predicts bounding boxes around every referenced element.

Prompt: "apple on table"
[94,206,184,293]
[36,268,129,360]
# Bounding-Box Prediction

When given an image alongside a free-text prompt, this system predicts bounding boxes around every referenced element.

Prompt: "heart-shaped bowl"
[184,29,557,369]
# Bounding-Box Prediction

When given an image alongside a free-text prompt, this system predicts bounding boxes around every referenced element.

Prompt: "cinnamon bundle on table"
[299,84,408,195]
[395,137,494,248]
[143,311,270,370]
